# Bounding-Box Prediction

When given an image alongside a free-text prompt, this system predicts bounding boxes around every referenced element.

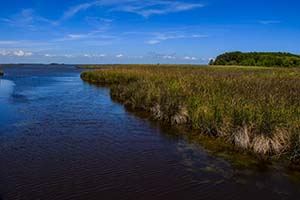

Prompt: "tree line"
[210,52,300,67]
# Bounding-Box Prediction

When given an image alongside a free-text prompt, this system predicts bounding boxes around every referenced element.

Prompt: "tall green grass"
[81,65,300,162]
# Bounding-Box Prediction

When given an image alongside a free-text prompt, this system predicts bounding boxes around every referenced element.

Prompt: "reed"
[81,65,300,162]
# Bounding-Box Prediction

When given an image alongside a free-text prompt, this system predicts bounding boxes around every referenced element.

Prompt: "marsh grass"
[78,64,206,69]
[81,65,300,162]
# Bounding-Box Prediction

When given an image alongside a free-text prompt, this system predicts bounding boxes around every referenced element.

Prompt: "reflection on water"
[0,65,299,200]
[0,79,15,125]
[0,79,14,98]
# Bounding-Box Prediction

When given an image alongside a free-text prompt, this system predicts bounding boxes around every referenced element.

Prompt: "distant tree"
[209,59,214,65]
[212,52,300,67]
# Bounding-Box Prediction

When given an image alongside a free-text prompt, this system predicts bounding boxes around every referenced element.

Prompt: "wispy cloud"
[258,20,281,25]
[62,0,204,19]
[147,40,161,45]
[162,55,176,59]
[146,32,208,45]
[148,52,177,60]
[1,9,57,30]
[0,41,19,45]
[147,52,205,62]
[83,53,106,58]
[62,1,101,20]
[68,34,86,39]
[0,40,61,52]
[85,17,113,28]
[115,1,203,17]
[56,29,117,42]
[1,1,203,33]
[42,53,107,58]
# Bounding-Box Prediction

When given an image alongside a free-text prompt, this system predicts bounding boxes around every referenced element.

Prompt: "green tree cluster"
[211,52,300,67]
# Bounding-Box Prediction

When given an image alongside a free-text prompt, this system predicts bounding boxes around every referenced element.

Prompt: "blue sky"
[0,0,299,64]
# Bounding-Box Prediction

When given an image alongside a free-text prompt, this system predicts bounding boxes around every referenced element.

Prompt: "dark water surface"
[0,65,299,200]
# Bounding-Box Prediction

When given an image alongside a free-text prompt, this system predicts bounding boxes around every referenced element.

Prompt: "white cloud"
[41,53,108,58]
[13,50,33,56]
[0,50,33,57]
[0,50,10,56]
[83,53,107,58]
[116,54,124,58]
[44,54,56,57]
[184,56,198,60]
[83,54,91,57]
[147,52,205,62]
[95,54,106,57]
[163,55,176,59]
[64,54,76,58]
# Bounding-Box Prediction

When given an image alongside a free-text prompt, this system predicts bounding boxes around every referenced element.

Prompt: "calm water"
[0,65,299,200]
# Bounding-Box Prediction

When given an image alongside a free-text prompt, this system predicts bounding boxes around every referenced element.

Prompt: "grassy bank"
[81,65,300,163]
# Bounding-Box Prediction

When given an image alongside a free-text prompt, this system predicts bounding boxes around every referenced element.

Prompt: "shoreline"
[80,64,300,167]
[84,80,300,177]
